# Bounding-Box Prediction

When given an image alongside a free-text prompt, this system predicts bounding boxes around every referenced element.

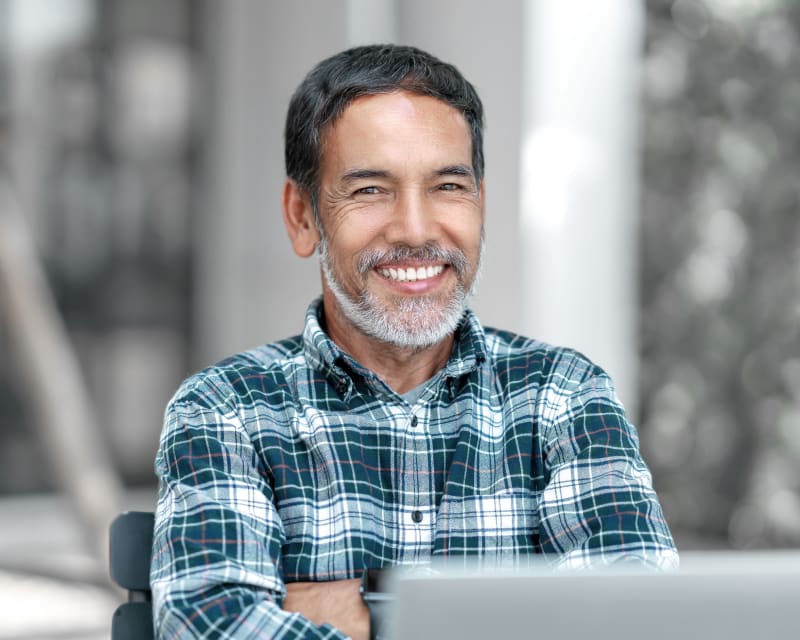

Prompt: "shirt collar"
[302,297,488,387]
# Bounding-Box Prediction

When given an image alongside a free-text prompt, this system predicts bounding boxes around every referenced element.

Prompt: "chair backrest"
[109,511,155,640]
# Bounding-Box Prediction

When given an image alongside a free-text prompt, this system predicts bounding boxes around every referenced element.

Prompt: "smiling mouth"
[376,264,445,282]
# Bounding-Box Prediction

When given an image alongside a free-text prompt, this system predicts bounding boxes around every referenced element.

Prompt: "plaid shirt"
[151,298,677,639]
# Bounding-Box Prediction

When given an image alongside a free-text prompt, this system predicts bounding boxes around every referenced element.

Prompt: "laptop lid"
[389,552,800,640]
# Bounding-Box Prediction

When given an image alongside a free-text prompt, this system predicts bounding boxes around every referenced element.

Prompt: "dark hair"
[284,44,485,209]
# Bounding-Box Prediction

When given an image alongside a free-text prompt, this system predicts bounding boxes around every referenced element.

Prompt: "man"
[151,44,677,639]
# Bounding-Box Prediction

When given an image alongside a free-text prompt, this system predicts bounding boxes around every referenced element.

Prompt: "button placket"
[396,406,434,560]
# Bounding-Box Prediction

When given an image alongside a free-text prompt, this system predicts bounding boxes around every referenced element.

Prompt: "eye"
[355,186,381,195]
[438,183,463,192]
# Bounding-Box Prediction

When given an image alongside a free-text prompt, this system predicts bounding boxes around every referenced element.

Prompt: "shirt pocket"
[433,488,540,562]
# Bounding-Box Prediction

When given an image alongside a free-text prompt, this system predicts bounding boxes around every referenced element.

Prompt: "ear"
[479,179,486,223]
[282,179,320,258]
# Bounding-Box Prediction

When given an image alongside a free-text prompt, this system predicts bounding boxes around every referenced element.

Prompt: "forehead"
[320,91,472,171]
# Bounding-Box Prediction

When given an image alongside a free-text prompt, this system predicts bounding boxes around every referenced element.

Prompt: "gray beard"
[318,236,483,350]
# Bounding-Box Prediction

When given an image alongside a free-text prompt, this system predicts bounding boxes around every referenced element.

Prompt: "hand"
[283,578,370,640]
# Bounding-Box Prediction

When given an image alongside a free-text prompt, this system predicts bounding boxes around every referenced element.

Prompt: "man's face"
[315,90,485,350]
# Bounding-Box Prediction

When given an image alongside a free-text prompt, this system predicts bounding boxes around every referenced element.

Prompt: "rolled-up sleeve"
[537,371,678,571]
[151,376,348,639]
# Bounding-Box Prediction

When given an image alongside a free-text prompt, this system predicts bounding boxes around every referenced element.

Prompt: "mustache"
[356,244,470,276]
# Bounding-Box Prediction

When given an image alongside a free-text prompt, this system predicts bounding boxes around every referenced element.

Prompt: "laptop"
[387,552,800,639]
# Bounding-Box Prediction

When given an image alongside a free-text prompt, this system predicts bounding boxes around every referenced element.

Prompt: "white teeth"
[378,265,444,282]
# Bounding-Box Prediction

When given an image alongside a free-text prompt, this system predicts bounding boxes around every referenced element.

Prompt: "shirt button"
[411,510,423,523]
[410,415,418,428]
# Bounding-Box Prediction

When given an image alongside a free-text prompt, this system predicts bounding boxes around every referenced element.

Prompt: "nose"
[384,189,440,247]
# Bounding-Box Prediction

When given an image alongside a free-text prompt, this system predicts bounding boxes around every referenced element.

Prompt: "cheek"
[450,219,483,254]
[326,222,384,264]
[324,235,371,280]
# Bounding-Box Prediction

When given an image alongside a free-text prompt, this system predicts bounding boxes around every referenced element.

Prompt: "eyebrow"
[340,165,476,182]
[435,164,475,179]
[340,168,392,183]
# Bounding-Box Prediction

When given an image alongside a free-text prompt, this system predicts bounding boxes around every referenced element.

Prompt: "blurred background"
[1,0,798,637]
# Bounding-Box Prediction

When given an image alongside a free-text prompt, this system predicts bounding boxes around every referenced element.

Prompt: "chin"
[366,301,467,349]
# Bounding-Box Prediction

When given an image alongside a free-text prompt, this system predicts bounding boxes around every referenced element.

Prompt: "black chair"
[109,511,155,640]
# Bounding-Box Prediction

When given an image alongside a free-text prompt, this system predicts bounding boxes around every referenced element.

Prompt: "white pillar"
[519,1,644,415]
